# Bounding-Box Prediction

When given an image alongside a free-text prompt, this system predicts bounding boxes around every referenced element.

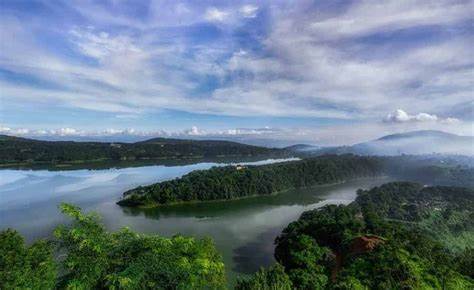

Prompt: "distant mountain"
[0,135,286,167]
[301,130,473,156]
[377,130,459,141]
[355,130,473,155]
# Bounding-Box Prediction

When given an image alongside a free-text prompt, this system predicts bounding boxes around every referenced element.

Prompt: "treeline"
[0,135,283,166]
[118,155,385,207]
[237,182,474,289]
[0,204,225,289]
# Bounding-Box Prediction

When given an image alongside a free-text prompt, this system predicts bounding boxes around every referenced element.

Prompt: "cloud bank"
[0,0,472,143]
[384,109,460,124]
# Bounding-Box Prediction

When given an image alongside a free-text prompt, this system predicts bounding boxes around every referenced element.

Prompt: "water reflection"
[114,178,391,285]
[119,187,323,220]
[0,158,297,240]
[232,227,280,274]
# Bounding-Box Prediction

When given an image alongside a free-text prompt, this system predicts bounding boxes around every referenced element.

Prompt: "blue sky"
[0,0,472,145]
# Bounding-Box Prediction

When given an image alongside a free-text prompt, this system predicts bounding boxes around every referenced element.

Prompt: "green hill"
[0,134,285,167]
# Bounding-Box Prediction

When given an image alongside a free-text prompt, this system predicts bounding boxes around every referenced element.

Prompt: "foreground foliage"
[235,264,293,290]
[2,180,473,289]
[0,204,225,289]
[243,182,473,289]
[0,229,56,289]
[119,155,384,207]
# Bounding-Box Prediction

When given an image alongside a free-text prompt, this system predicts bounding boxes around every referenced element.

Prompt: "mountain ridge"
[288,130,473,156]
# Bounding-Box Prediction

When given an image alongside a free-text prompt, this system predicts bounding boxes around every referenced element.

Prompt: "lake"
[0,158,389,286]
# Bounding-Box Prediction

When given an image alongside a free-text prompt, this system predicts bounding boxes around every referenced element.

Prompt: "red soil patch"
[331,235,385,281]
[349,235,385,256]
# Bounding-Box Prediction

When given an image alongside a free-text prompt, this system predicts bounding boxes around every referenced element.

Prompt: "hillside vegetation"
[0,204,225,289]
[0,135,284,167]
[238,182,474,289]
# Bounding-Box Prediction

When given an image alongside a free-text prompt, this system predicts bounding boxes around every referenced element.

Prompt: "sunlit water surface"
[0,158,389,286]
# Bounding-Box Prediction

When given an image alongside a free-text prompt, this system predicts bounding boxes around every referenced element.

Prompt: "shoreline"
[0,155,294,171]
[121,175,387,209]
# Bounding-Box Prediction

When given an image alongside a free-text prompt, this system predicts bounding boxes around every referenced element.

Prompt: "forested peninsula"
[0,135,284,168]
[118,154,474,207]
[118,155,384,207]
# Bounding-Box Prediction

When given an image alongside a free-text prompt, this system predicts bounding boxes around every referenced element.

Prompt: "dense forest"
[0,204,225,289]
[118,154,474,207]
[0,135,284,167]
[4,182,472,289]
[390,163,474,188]
[118,155,385,207]
[238,182,474,289]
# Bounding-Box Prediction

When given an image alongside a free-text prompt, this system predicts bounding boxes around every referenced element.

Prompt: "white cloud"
[384,109,411,122]
[441,117,462,125]
[69,28,142,61]
[0,126,11,133]
[239,5,258,18]
[56,128,81,136]
[1,127,30,135]
[0,0,472,126]
[204,7,229,22]
[2,120,472,147]
[208,1,473,120]
[184,126,205,136]
[310,0,471,40]
[414,113,438,122]
[384,109,459,124]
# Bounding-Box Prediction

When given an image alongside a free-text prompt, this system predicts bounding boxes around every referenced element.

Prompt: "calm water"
[0,159,388,286]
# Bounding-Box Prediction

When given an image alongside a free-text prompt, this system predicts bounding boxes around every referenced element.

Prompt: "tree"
[0,229,56,289]
[55,203,226,289]
[235,263,293,290]
[1,203,227,289]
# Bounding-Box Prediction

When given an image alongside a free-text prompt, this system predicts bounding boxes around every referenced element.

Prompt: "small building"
[235,164,246,170]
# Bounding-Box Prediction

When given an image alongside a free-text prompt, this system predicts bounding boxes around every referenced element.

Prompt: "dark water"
[0,160,389,286]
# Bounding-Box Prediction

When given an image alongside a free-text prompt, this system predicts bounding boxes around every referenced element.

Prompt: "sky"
[0,0,473,145]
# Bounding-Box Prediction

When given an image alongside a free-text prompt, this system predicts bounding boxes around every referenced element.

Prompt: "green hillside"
[0,135,284,167]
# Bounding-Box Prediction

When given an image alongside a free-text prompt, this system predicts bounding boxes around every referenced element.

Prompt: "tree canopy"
[0,203,226,289]
[0,229,56,289]
[241,182,474,289]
